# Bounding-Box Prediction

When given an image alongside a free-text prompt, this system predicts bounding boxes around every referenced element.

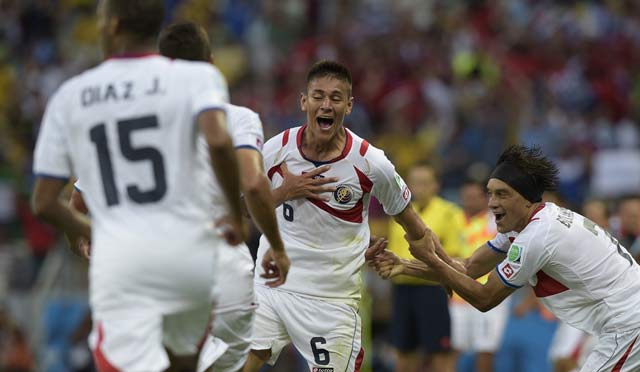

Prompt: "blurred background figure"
[386,163,464,372]
[614,197,640,261]
[451,178,508,372]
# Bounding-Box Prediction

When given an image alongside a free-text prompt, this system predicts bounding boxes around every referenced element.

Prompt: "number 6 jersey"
[255,125,411,306]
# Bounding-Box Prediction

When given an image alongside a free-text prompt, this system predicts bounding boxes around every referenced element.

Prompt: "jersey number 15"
[90,115,167,206]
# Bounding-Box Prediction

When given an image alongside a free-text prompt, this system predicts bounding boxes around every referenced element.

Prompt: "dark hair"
[106,0,165,43]
[496,145,559,192]
[158,21,211,62]
[306,60,352,93]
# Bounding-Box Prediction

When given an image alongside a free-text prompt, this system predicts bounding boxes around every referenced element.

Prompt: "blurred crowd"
[1,0,639,371]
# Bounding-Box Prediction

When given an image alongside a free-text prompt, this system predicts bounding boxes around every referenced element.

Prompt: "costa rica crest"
[334,184,354,204]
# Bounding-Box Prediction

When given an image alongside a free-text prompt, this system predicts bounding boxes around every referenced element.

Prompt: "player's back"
[524,203,640,334]
[34,54,229,313]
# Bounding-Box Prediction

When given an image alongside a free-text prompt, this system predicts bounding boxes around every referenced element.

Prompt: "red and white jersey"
[208,103,264,219]
[492,202,640,335]
[33,55,229,313]
[255,125,411,305]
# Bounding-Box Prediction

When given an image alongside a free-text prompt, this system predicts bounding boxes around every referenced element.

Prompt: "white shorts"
[251,285,364,371]
[198,244,256,372]
[450,298,510,353]
[581,328,640,372]
[549,322,592,363]
[89,304,212,372]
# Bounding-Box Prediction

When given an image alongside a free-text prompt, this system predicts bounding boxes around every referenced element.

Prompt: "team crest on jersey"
[334,185,354,204]
[508,244,522,263]
[312,368,334,372]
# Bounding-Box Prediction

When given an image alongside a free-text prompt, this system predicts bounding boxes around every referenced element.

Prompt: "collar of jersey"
[296,124,353,166]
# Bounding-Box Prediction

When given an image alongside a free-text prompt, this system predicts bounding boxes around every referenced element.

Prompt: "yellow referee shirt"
[388,196,465,285]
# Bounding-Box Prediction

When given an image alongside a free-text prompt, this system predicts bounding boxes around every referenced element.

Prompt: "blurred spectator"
[615,197,640,260]
[386,164,464,372]
[0,307,34,372]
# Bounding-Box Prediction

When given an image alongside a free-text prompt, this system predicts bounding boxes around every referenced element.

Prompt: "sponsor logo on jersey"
[334,185,354,204]
[501,263,515,278]
[508,244,522,263]
[256,137,263,150]
[312,368,334,372]
[402,186,410,201]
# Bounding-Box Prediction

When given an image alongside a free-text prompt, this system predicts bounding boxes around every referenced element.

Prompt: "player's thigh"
[280,296,363,372]
[249,286,291,366]
[471,297,510,353]
[209,307,256,372]
[548,322,587,362]
[90,312,169,372]
[581,329,640,372]
[449,302,471,352]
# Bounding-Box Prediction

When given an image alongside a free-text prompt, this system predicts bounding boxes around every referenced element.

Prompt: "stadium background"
[0,0,639,371]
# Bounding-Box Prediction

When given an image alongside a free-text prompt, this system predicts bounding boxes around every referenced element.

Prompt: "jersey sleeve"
[191,64,229,116]
[33,87,72,180]
[231,108,264,153]
[496,226,550,288]
[488,233,510,253]
[368,148,411,216]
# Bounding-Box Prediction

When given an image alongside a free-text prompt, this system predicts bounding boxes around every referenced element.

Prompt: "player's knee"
[250,348,272,362]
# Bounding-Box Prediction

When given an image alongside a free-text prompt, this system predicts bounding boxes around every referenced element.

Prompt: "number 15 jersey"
[255,125,411,306]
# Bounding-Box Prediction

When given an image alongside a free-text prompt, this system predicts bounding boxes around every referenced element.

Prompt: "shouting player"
[371,145,640,372]
[243,60,456,372]
[31,1,244,371]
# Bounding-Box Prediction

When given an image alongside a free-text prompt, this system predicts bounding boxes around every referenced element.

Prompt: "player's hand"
[406,229,438,264]
[369,250,404,280]
[76,237,91,260]
[260,248,291,287]
[215,215,248,246]
[365,236,388,261]
[279,163,338,201]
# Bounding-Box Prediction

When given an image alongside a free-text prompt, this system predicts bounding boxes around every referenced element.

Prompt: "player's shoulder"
[347,129,390,166]
[225,103,259,122]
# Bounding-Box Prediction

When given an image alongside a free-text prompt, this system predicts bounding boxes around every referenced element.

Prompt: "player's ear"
[300,92,307,112]
[345,96,354,115]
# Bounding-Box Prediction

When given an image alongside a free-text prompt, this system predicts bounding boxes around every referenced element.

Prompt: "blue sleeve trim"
[34,173,70,182]
[235,145,261,152]
[495,266,523,288]
[73,185,82,193]
[487,240,507,254]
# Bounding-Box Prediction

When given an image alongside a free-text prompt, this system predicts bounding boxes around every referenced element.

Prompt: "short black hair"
[158,21,211,62]
[106,0,164,43]
[306,60,352,93]
[496,145,559,192]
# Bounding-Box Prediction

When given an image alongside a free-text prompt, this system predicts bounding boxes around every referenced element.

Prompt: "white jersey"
[255,125,411,305]
[492,202,640,335]
[207,103,264,219]
[33,54,229,313]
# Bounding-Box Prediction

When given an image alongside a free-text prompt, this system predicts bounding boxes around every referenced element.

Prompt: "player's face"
[487,178,532,233]
[301,76,353,142]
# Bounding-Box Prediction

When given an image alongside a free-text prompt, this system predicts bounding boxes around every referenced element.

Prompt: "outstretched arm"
[236,148,289,287]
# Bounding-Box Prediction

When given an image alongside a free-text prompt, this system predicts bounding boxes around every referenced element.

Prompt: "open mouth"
[494,212,505,223]
[316,117,334,130]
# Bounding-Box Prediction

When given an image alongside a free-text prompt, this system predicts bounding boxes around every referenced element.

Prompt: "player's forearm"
[208,140,243,221]
[427,256,493,311]
[270,187,287,207]
[244,177,285,252]
[401,258,441,281]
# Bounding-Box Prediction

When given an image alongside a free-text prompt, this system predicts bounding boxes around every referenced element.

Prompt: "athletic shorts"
[198,244,256,372]
[548,322,592,364]
[250,285,364,371]
[581,328,640,372]
[450,298,510,353]
[89,304,212,372]
[391,284,451,353]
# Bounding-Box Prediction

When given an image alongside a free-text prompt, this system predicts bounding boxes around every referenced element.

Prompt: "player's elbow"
[476,297,499,313]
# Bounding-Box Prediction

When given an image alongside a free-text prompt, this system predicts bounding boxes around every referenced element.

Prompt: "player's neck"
[515,201,544,232]
[301,127,346,161]
[106,38,156,59]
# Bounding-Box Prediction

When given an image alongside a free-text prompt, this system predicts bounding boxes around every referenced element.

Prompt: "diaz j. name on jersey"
[33,55,229,246]
[491,202,640,335]
[255,125,411,305]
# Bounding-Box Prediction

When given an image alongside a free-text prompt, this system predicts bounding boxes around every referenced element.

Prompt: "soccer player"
[242,60,455,372]
[371,145,640,372]
[156,21,290,372]
[31,1,245,371]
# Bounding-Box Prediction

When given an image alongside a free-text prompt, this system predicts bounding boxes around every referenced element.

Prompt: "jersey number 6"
[90,115,167,206]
